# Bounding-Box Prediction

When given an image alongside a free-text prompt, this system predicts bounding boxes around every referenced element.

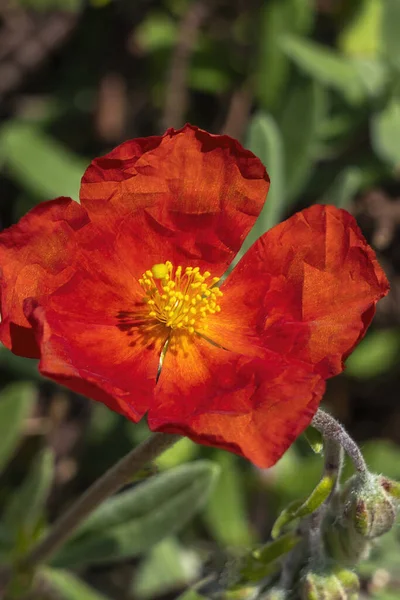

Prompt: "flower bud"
[323,513,371,566]
[300,567,360,600]
[343,474,398,539]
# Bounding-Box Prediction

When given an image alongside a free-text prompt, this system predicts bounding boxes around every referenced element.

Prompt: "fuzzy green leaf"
[52,460,220,567]
[204,452,253,547]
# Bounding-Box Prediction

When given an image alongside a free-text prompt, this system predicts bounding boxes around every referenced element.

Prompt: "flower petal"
[148,336,325,467]
[24,261,167,421]
[207,204,389,378]
[80,124,269,277]
[0,198,89,357]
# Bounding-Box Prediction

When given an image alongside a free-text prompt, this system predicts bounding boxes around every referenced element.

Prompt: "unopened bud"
[343,474,398,539]
[300,567,360,600]
[323,514,371,566]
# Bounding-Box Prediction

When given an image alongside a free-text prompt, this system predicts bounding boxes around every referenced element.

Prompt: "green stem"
[19,432,181,571]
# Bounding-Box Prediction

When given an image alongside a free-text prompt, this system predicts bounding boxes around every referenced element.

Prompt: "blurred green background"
[1,0,400,598]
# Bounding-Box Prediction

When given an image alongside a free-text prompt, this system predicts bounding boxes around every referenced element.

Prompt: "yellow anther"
[151,263,169,279]
[139,261,223,337]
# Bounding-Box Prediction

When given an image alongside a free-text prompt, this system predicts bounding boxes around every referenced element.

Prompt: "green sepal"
[235,532,300,586]
[303,427,324,455]
[271,475,335,539]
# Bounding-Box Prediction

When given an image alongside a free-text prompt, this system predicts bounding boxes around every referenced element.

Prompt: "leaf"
[0,346,41,381]
[204,452,254,548]
[280,34,366,104]
[0,122,86,201]
[189,67,231,94]
[255,0,314,111]
[246,112,285,235]
[52,460,220,567]
[236,532,300,585]
[3,448,54,551]
[255,1,292,111]
[371,96,400,168]
[0,382,35,473]
[42,568,110,600]
[271,474,336,539]
[279,79,327,203]
[132,537,200,599]
[351,57,389,98]
[339,0,382,58]
[324,166,363,209]
[382,0,400,71]
[134,12,177,53]
[345,329,400,378]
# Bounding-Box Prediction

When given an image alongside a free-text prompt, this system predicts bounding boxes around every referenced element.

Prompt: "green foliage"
[325,167,364,209]
[246,112,285,233]
[204,452,254,548]
[371,96,400,168]
[382,0,400,70]
[279,79,327,203]
[132,537,200,599]
[0,383,35,474]
[176,590,209,600]
[52,461,220,567]
[271,474,336,539]
[0,123,86,202]
[345,329,400,379]
[2,448,54,556]
[42,568,111,600]
[281,34,367,104]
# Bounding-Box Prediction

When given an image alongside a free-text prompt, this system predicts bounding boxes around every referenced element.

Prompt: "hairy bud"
[343,474,398,539]
[300,567,360,600]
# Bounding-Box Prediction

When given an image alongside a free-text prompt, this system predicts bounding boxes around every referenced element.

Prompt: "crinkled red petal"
[24,251,168,421]
[206,204,389,378]
[148,336,325,468]
[80,124,270,278]
[0,198,89,357]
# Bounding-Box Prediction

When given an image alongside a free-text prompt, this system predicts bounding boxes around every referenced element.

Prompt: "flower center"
[139,261,223,334]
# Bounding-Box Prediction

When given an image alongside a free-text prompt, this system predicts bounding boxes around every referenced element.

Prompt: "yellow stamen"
[139,262,223,336]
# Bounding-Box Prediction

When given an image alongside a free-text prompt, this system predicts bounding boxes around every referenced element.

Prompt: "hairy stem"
[311,409,368,477]
[279,418,347,589]
[19,432,181,570]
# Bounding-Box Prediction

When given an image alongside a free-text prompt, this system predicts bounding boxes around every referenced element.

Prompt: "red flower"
[0,125,389,467]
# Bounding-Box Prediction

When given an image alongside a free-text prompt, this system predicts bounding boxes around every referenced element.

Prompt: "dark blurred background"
[0,1,400,599]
